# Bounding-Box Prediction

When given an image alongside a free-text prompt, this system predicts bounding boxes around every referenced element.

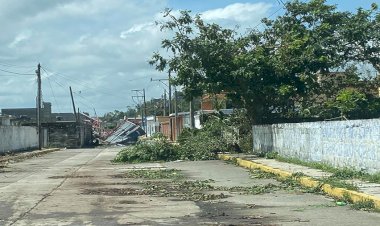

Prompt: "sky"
[0,0,378,116]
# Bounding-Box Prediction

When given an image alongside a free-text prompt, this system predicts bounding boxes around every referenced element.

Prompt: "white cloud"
[0,1,274,114]
[120,22,156,38]
[201,2,273,22]
[8,30,32,48]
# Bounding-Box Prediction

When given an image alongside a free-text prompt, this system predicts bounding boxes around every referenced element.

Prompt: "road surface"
[0,147,379,225]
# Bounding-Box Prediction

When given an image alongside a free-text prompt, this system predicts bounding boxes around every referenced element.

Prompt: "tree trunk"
[246,98,264,125]
[189,98,195,129]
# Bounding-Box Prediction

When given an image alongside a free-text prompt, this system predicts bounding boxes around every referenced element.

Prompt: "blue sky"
[0,0,378,115]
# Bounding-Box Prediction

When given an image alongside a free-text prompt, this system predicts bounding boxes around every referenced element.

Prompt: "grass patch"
[351,200,376,211]
[319,177,359,191]
[275,155,380,183]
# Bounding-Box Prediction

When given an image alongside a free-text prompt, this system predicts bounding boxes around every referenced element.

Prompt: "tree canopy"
[150,0,380,124]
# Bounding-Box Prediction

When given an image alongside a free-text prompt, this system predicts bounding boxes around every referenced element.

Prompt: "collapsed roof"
[104,120,145,144]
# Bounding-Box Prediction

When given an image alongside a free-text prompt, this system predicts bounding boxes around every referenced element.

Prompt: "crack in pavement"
[8,150,104,226]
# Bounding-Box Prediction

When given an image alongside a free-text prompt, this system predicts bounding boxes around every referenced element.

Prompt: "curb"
[0,148,61,164]
[218,154,380,209]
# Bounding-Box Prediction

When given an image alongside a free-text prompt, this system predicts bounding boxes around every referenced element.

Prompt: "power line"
[41,67,63,113]
[250,6,285,31]
[0,61,35,68]
[41,66,130,100]
[0,68,35,75]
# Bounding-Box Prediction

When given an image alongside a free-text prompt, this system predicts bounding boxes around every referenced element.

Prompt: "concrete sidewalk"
[219,154,380,209]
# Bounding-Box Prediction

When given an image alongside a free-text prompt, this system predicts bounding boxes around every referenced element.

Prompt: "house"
[146,116,159,137]
[1,102,94,148]
[156,116,170,139]
[201,93,227,110]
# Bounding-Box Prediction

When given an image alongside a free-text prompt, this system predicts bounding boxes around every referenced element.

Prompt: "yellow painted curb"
[218,154,380,209]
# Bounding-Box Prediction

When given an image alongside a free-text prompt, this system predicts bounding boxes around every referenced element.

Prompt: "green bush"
[114,111,255,163]
[176,117,232,160]
[113,133,178,163]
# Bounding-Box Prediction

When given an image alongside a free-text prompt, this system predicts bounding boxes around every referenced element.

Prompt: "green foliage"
[276,155,380,183]
[329,88,368,118]
[177,117,231,160]
[351,200,376,211]
[150,1,380,124]
[265,152,279,159]
[123,169,183,180]
[113,135,178,163]
[113,121,230,162]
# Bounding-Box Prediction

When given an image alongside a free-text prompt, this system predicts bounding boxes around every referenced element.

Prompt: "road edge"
[0,148,61,164]
[218,154,380,209]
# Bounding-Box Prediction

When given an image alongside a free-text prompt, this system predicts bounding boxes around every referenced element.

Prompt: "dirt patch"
[82,187,147,196]
[81,182,136,186]
[173,201,278,225]
[118,200,140,204]
[49,175,94,179]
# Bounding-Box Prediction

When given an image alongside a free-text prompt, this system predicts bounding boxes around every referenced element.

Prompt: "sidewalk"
[218,153,380,209]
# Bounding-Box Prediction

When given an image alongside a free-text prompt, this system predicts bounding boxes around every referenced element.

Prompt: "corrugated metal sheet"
[104,120,145,144]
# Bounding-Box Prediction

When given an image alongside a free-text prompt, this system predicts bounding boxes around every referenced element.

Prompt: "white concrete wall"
[253,119,380,173]
[0,126,38,154]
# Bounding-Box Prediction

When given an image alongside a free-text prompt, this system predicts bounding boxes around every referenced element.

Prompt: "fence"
[253,119,380,173]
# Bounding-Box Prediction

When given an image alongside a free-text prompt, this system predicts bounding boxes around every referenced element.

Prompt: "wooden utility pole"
[36,63,42,150]
[168,71,173,140]
[143,88,147,137]
[168,72,172,115]
[163,90,167,116]
[69,86,78,123]
[132,89,146,135]
[174,86,179,139]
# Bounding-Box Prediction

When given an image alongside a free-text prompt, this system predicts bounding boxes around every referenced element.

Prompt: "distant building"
[1,102,94,148]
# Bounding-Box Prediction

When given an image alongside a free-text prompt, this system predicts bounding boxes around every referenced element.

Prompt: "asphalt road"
[0,147,379,225]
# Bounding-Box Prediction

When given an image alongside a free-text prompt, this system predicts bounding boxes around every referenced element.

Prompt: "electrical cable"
[0,61,35,68]
[0,68,35,75]
[41,66,131,100]
[41,67,63,113]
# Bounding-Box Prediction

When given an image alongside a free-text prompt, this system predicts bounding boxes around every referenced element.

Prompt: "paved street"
[1,147,380,225]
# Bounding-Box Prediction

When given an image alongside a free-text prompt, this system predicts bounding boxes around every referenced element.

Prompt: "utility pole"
[69,87,78,123]
[69,87,81,147]
[132,89,146,136]
[174,86,179,140]
[143,88,147,137]
[36,63,42,150]
[168,71,172,115]
[150,73,172,140]
[163,89,167,116]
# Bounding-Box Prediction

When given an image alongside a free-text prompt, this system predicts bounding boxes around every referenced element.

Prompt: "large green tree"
[151,1,380,124]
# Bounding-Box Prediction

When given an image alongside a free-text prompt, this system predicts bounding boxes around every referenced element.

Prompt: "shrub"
[113,133,178,163]
[176,117,232,160]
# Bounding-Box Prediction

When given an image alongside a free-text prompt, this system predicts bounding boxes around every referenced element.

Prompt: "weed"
[265,152,278,159]
[221,183,279,195]
[351,200,375,211]
[339,192,353,203]
[123,169,184,180]
[292,172,307,178]
[319,177,359,191]
[249,169,277,179]
[275,156,380,183]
